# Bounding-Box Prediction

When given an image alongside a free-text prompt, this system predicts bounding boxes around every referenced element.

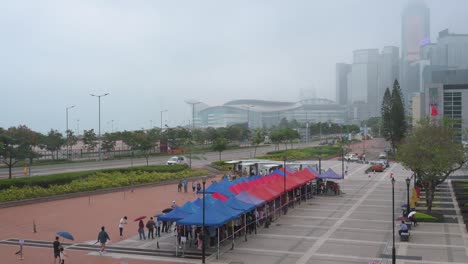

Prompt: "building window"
[443,92,462,141]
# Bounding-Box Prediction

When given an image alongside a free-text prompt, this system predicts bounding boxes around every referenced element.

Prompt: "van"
[378,153,387,159]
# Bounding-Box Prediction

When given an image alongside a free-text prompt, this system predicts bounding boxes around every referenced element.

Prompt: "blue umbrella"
[57,231,74,241]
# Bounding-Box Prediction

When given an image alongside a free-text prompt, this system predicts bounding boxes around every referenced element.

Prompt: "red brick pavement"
[0,177,216,263]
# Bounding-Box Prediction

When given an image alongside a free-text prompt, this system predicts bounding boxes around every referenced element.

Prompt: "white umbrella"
[408,211,416,217]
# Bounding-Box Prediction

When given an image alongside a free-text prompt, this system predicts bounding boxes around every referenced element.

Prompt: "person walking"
[178,180,182,192]
[192,181,196,192]
[59,247,66,264]
[156,217,162,237]
[146,217,155,239]
[97,226,110,255]
[183,179,188,192]
[118,216,128,239]
[138,219,146,240]
[14,239,24,260]
[53,236,61,263]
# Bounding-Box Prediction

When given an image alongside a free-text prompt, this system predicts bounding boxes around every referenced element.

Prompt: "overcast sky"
[1,0,467,134]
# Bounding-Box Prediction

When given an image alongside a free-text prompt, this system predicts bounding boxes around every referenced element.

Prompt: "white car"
[166,156,186,165]
[345,153,359,161]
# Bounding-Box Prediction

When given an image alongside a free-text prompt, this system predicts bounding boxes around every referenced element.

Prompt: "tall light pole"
[391,175,396,264]
[160,110,167,129]
[90,93,109,161]
[66,105,75,159]
[405,177,411,216]
[202,176,207,263]
[66,105,75,134]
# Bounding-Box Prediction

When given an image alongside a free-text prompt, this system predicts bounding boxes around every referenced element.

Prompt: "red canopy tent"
[212,192,228,201]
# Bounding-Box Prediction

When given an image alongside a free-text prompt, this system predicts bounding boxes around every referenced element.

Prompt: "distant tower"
[401,0,430,101]
[335,63,351,105]
[401,0,430,63]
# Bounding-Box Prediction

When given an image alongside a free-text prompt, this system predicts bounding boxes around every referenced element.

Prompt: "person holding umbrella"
[53,236,60,263]
[408,211,417,226]
[97,226,110,255]
[138,219,146,240]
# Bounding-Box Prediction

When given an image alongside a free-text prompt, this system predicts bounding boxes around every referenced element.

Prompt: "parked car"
[167,156,186,165]
[372,164,384,172]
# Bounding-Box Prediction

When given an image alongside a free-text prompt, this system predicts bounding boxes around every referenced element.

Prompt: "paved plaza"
[1,159,468,264]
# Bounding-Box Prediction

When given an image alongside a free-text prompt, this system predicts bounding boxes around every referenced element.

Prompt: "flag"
[431,105,438,116]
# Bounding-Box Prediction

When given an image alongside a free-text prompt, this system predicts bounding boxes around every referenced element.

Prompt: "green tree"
[251,129,264,157]
[381,80,407,153]
[212,137,228,161]
[65,129,78,160]
[101,132,117,157]
[397,119,467,211]
[40,129,64,160]
[391,80,407,149]
[83,129,97,152]
[133,129,160,166]
[0,126,39,178]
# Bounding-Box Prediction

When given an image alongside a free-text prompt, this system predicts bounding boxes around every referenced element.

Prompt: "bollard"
[33,220,37,233]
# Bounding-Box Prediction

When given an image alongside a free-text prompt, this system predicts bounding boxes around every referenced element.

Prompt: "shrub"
[0,169,208,202]
[415,212,439,222]
[0,165,189,191]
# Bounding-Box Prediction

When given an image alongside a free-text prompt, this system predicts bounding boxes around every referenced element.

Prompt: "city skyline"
[1,0,468,133]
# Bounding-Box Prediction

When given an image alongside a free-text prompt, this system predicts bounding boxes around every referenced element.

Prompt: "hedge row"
[0,168,207,202]
[0,164,189,190]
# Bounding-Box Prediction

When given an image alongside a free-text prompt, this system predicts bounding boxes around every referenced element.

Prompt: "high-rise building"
[378,46,400,108]
[401,0,430,103]
[401,0,430,63]
[431,29,468,68]
[348,49,379,120]
[335,63,351,105]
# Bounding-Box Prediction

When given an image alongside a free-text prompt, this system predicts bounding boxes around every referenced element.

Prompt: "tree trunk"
[219,151,221,161]
[425,183,435,212]
[146,155,149,166]
[8,156,12,179]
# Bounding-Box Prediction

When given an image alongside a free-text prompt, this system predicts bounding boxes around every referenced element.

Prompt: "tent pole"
[244,214,247,242]
[217,227,220,259]
[231,221,235,250]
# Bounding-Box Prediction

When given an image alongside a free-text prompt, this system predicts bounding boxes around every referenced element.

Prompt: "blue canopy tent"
[235,191,265,206]
[177,199,243,226]
[318,168,343,179]
[177,205,232,226]
[205,182,235,198]
[159,207,192,221]
[224,197,256,211]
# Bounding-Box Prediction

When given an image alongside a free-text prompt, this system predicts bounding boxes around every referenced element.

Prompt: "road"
[0,142,319,178]
[0,138,387,179]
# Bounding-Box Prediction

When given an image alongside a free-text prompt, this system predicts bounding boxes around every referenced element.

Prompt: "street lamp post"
[66,105,75,159]
[160,110,167,129]
[341,147,344,179]
[202,176,207,263]
[391,175,396,264]
[405,177,411,216]
[90,93,109,161]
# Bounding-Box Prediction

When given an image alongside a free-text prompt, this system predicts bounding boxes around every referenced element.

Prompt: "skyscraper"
[378,46,400,107]
[401,0,430,63]
[335,63,351,105]
[401,0,430,103]
[348,49,379,120]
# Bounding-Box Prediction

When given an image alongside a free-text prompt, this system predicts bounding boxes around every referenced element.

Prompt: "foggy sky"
[1,0,468,134]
